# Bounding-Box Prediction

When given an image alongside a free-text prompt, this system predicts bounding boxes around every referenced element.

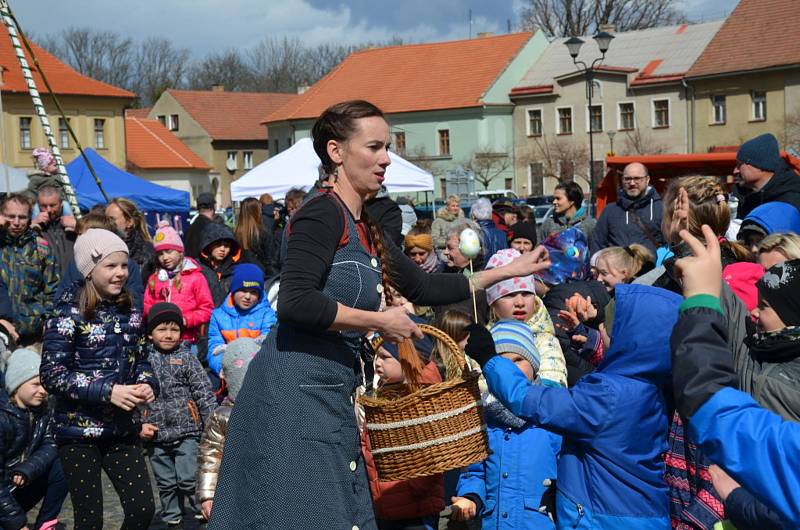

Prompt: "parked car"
[534,205,553,226]
[476,189,518,202]
[526,195,554,207]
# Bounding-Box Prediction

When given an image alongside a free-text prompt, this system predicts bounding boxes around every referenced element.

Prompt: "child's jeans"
[32,199,73,219]
[10,458,68,530]
[150,436,201,523]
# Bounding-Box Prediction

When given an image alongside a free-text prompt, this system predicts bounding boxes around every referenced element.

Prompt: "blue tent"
[66,148,190,213]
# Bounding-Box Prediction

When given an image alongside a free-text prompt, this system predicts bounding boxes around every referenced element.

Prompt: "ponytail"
[361,207,394,305]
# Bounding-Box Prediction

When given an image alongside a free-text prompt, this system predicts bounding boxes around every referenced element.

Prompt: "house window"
[287,137,293,147]
[619,102,635,130]
[19,117,32,150]
[440,178,447,198]
[169,114,179,131]
[438,129,450,156]
[711,95,726,124]
[653,99,670,128]
[94,119,106,148]
[59,118,70,149]
[557,107,573,134]
[504,178,513,190]
[273,139,279,154]
[527,109,543,136]
[752,91,766,121]
[243,151,253,170]
[590,80,602,99]
[227,151,238,171]
[157,115,166,126]
[394,131,406,154]
[589,105,603,133]
[529,162,544,194]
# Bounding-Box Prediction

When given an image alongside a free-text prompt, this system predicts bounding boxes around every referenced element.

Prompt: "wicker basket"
[359,324,488,481]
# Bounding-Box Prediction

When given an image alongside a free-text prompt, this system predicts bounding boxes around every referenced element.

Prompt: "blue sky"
[17,0,738,57]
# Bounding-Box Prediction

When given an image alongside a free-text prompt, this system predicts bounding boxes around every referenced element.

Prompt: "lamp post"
[607,130,616,156]
[564,31,614,209]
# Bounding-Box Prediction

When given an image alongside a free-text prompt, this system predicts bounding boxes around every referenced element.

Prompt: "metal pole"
[587,69,595,208]
[0,71,10,194]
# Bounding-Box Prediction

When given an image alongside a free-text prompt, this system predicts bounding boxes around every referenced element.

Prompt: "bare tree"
[135,37,191,106]
[782,110,800,151]
[404,145,439,176]
[41,27,135,90]
[518,0,686,37]
[621,128,668,155]
[186,49,254,92]
[464,149,513,189]
[248,36,311,93]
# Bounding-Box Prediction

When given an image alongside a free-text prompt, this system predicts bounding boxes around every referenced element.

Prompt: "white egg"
[459,228,481,259]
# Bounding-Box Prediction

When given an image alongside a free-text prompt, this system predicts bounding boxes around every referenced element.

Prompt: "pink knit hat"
[32,147,55,171]
[485,248,536,306]
[153,221,184,253]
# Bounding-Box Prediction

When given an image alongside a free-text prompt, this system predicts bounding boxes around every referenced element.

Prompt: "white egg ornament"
[459,228,481,260]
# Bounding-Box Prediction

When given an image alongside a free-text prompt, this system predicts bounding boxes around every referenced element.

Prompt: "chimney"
[297,84,310,95]
[477,31,494,38]
[598,24,615,33]
[211,84,225,92]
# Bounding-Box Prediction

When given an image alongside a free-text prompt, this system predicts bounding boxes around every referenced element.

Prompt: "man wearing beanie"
[0,349,68,530]
[0,193,59,347]
[196,337,260,522]
[206,263,276,376]
[735,133,800,219]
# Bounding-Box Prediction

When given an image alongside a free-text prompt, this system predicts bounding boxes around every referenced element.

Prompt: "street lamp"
[607,130,616,156]
[564,31,614,209]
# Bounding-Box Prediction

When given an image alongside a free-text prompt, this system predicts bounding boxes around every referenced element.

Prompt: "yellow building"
[0,29,134,172]
[686,0,800,153]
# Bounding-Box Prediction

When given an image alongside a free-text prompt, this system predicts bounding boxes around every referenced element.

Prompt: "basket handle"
[370,324,468,376]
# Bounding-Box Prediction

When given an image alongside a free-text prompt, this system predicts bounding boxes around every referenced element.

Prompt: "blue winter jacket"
[40,281,159,442]
[477,219,508,263]
[457,418,560,529]
[741,201,800,235]
[207,288,277,375]
[482,284,681,529]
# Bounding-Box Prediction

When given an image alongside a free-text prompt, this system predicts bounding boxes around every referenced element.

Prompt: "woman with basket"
[209,100,553,530]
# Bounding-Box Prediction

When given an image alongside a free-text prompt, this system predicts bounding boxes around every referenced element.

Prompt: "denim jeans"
[12,457,69,529]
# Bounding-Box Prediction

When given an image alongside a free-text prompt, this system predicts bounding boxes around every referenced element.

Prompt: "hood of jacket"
[552,206,588,227]
[436,205,463,222]
[617,186,661,212]
[597,284,681,384]
[742,201,800,235]
[199,223,241,266]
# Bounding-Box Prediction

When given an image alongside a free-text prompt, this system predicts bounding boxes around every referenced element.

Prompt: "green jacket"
[0,229,60,343]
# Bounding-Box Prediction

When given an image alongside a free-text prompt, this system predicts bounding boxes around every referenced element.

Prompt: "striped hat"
[489,319,540,370]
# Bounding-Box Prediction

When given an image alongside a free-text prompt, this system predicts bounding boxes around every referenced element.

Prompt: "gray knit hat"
[74,229,129,278]
[4,348,41,395]
[222,338,260,401]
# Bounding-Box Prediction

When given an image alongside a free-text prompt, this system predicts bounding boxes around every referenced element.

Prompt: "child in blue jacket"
[207,264,276,375]
[466,283,681,529]
[452,319,560,529]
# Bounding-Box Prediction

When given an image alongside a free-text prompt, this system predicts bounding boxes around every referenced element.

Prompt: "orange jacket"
[361,361,445,520]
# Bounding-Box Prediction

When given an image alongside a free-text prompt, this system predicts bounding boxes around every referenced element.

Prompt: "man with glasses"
[0,193,59,349]
[590,162,665,255]
[734,133,800,220]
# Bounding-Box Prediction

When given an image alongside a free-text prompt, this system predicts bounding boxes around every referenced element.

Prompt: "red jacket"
[144,257,214,343]
[361,361,445,521]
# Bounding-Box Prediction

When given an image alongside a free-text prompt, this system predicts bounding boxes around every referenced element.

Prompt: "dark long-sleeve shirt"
[277,195,470,330]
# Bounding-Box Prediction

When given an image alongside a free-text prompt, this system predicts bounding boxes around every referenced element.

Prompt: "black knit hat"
[510,221,538,246]
[146,302,185,335]
[737,133,782,172]
[757,259,800,326]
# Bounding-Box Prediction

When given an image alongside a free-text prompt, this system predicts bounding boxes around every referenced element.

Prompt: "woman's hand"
[667,186,690,244]
[509,245,551,277]
[674,225,722,299]
[110,385,146,411]
[450,496,477,521]
[377,306,423,343]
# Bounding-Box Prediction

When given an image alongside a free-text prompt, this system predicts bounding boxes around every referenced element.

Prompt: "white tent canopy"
[0,163,29,193]
[231,138,433,201]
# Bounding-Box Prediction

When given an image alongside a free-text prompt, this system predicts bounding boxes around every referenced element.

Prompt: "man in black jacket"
[734,133,800,219]
[590,162,665,255]
[184,192,217,259]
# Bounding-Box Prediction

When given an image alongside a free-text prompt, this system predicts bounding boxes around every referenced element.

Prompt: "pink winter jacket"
[144,257,214,343]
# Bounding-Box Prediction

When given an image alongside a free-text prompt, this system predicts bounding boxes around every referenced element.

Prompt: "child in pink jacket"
[144,221,213,344]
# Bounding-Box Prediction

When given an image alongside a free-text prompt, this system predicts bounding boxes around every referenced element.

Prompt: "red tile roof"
[125,107,151,119]
[126,117,210,170]
[509,85,554,97]
[167,89,297,141]
[0,27,134,98]
[263,33,533,124]
[687,0,800,78]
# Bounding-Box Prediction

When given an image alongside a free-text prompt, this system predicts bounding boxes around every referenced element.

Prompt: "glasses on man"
[622,176,647,183]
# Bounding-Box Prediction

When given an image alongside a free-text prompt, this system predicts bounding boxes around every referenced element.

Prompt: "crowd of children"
[1,145,799,530]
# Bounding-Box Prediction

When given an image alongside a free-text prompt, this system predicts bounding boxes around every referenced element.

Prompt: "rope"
[366,401,479,431]
[0,1,109,213]
[370,425,485,455]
